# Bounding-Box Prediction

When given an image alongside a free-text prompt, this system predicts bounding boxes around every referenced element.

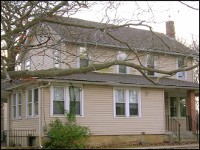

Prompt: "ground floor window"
[169,96,186,117]
[114,87,140,117]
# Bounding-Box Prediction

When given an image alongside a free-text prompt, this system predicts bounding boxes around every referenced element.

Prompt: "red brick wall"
[187,90,196,133]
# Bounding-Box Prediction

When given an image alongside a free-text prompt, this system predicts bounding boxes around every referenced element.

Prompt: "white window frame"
[26,88,39,118]
[116,51,129,74]
[12,92,22,119]
[25,59,30,70]
[176,57,187,80]
[53,49,61,68]
[145,54,157,77]
[116,65,130,74]
[50,84,84,117]
[113,87,141,118]
[77,47,89,68]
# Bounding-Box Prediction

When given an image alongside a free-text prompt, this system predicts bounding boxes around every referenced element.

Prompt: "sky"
[72,1,199,46]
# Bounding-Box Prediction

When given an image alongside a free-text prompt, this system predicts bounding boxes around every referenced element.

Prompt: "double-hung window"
[53,87,65,114]
[114,88,140,117]
[27,88,39,118]
[53,49,60,68]
[12,92,22,119]
[146,54,155,76]
[78,47,89,68]
[117,51,128,74]
[51,85,83,116]
[177,57,186,79]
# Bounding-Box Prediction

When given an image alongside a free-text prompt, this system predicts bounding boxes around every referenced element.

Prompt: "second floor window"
[79,47,89,68]
[146,54,155,76]
[117,51,128,74]
[53,49,60,68]
[177,57,186,79]
[25,59,30,70]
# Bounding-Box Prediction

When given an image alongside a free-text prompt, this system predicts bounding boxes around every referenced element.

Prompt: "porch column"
[187,90,196,133]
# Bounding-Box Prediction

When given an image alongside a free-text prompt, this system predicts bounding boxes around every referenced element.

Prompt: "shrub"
[44,115,90,149]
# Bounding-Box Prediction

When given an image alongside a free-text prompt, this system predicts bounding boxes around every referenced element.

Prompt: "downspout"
[38,82,50,148]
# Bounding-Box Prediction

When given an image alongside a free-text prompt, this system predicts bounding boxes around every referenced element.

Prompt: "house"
[2,16,199,147]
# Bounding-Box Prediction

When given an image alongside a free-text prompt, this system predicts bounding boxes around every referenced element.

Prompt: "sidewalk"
[124,143,199,149]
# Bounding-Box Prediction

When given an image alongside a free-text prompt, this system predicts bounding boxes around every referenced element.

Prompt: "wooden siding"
[42,84,165,136]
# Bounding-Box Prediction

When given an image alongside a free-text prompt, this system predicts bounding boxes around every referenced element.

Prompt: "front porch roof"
[2,72,199,92]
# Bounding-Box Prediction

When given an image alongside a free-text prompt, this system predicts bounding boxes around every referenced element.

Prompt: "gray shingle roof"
[45,72,199,89]
[47,17,197,56]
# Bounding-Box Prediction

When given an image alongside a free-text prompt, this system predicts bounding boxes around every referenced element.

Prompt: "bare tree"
[1,1,199,85]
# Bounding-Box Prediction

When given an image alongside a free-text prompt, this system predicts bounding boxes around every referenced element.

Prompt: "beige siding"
[42,84,165,136]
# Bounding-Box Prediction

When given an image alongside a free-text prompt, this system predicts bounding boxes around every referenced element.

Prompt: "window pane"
[129,91,138,103]
[130,103,138,115]
[35,103,38,116]
[70,101,80,115]
[69,87,80,101]
[147,65,154,76]
[13,94,16,105]
[28,104,32,116]
[18,105,21,117]
[178,57,184,67]
[80,58,89,67]
[116,103,125,115]
[53,101,64,114]
[28,90,32,102]
[34,89,38,102]
[170,97,177,117]
[115,90,125,102]
[180,97,186,117]
[13,106,16,117]
[119,65,126,73]
[18,93,21,104]
[54,87,64,101]
[147,54,154,66]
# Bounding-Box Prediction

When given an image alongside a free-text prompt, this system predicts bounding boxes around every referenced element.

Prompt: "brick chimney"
[166,21,175,38]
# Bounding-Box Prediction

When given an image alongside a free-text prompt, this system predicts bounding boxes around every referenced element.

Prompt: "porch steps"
[165,131,199,143]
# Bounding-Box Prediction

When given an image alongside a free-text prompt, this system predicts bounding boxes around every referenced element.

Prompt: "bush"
[44,116,90,149]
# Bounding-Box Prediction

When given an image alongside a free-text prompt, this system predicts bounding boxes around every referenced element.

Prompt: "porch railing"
[186,115,199,140]
[1,130,36,147]
[166,115,180,142]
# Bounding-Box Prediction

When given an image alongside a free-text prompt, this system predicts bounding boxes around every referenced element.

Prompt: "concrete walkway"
[124,143,199,149]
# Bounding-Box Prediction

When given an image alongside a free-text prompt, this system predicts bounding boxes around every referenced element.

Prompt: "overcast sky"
[72,1,199,45]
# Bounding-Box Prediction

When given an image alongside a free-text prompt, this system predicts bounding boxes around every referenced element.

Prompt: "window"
[180,97,186,117]
[78,47,89,68]
[26,88,39,118]
[146,54,155,76]
[169,96,186,117]
[114,88,140,117]
[170,97,177,117]
[177,57,186,79]
[53,49,60,68]
[25,59,30,70]
[51,85,83,116]
[12,92,22,119]
[69,86,82,115]
[117,51,128,74]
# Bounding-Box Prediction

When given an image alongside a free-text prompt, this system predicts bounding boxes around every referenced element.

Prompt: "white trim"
[113,87,141,118]
[11,92,22,120]
[145,54,157,77]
